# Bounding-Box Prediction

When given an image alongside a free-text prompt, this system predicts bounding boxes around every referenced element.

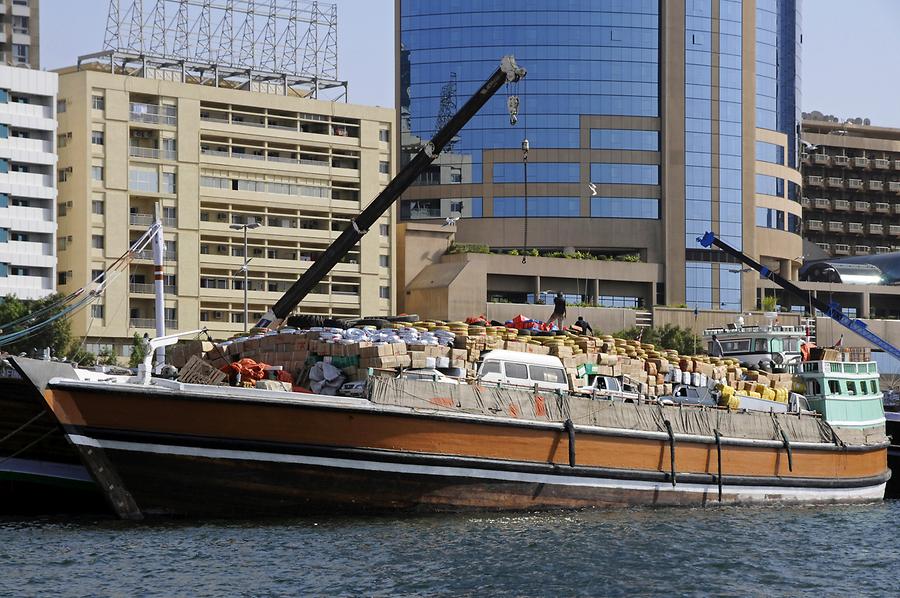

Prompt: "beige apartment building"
[55,65,395,354]
[0,0,39,69]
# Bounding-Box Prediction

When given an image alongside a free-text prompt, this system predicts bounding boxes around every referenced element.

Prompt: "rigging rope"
[0,222,162,349]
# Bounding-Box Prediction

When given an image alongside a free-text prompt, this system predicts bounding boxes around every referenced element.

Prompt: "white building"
[0,64,57,299]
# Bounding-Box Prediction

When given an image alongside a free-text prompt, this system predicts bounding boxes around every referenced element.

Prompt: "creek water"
[2,501,897,597]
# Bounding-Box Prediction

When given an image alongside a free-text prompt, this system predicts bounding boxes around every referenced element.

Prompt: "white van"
[476,350,569,392]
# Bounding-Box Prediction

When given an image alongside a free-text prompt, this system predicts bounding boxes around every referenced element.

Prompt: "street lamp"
[230,221,260,333]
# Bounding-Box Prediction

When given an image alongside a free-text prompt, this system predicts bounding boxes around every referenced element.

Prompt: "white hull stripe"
[824,417,886,427]
[67,434,885,501]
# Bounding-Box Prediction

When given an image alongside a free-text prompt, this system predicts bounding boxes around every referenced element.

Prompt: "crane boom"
[698,231,900,362]
[255,56,527,329]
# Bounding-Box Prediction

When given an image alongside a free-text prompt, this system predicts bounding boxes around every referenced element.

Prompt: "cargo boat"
[12,352,889,519]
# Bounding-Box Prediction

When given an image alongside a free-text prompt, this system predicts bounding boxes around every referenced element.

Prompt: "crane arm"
[698,231,900,362]
[255,56,527,329]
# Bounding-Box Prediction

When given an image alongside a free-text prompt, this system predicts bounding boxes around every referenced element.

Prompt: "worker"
[547,292,567,329]
[574,316,593,334]
[710,334,725,357]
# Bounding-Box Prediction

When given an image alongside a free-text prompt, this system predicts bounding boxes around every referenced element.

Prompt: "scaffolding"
[84,0,346,100]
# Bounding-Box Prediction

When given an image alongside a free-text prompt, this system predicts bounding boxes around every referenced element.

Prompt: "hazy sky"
[40,0,900,126]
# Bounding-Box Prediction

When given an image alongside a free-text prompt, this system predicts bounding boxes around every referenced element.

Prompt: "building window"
[92,200,105,215]
[13,45,29,64]
[92,166,104,182]
[12,16,29,34]
[91,131,104,145]
[56,99,67,113]
[10,266,29,276]
[58,168,72,183]
[91,305,105,319]
[379,161,390,174]
[590,197,659,219]
[57,132,71,148]
[379,224,389,236]
[493,197,580,217]
[755,141,785,165]
[591,163,659,186]
[129,167,158,192]
[161,172,176,194]
[0,263,7,278]
[92,234,104,249]
[92,269,105,282]
[379,255,389,268]
[92,95,105,111]
[591,129,659,151]
[379,286,391,299]
[379,129,390,142]
[755,174,785,197]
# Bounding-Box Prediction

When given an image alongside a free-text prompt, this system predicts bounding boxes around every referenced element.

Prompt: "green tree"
[0,294,74,358]
[68,347,97,367]
[128,333,149,369]
[613,324,701,356]
[97,346,118,366]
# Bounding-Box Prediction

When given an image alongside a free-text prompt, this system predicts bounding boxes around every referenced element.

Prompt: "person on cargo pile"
[547,292,567,329]
[710,334,725,357]
[574,316,593,334]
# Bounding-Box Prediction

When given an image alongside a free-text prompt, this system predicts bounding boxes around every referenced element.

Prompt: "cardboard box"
[360,344,393,358]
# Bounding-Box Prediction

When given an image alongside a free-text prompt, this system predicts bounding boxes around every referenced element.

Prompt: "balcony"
[852,156,870,169]
[895,204,900,215]
[833,244,851,255]
[874,202,891,213]
[833,199,851,211]
[813,198,831,210]
[129,283,177,295]
[813,154,830,166]
[129,103,177,126]
[130,318,178,329]
[816,242,831,253]
[853,201,870,212]
[806,175,824,187]
[890,225,900,236]
[129,213,154,226]
[875,158,891,170]
[847,178,863,190]
[827,221,845,233]
[868,180,883,191]
[801,152,811,165]
[806,220,824,231]
[854,245,871,255]
[827,177,844,188]
[875,246,892,254]
[848,222,864,234]
[832,155,850,167]
[134,249,178,262]
[800,197,811,208]
[869,223,884,235]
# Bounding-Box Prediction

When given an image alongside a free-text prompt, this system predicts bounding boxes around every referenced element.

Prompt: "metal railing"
[129,102,177,126]
[130,318,178,329]
[129,283,177,295]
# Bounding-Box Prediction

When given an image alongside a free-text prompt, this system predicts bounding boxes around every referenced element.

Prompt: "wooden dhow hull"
[24,367,889,520]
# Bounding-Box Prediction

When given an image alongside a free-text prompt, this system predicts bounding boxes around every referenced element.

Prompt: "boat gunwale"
[46,378,889,453]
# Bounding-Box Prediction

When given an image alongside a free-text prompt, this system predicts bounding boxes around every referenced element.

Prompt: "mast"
[255,55,527,328]
[153,202,166,368]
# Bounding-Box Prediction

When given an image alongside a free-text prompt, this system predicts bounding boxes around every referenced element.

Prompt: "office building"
[55,64,395,355]
[0,63,56,299]
[397,0,803,318]
[800,117,900,258]
[0,0,39,69]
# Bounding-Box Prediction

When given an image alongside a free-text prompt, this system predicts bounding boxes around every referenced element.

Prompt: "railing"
[874,159,891,169]
[129,283,177,295]
[134,249,178,261]
[868,180,883,191]
[833,200,850,211]
[852,157,870,168]
[813,154,830,165]
[832,155,850,167]
[813,198,831,210]
[833,244,851,254]
[890,225,900,236]
[827,221,845,232]
[129,146,159,159]
[848,223,864,234]
[855,246,871,254]
[853,201,870,212]
[130,213,154,226]
[847,178,863,189]
[129,102,177,126]
[868,224,883,235]
[875,246,892,254]
[800,197,811,208]
[130,318,178,329]
[806,175,824,186]
[806,220,824,231]
[889,181,900,193]
[874,203,891,213]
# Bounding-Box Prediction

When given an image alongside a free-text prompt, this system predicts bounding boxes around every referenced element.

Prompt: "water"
[2,502,898,597]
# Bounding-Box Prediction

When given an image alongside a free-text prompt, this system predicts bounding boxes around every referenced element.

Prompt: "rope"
[0,411,46,445]
[521,75,529,264]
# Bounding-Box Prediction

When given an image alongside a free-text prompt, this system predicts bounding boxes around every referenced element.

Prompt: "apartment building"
[0,63,56,299]
[0,0,39,69]
[56,65,395,354]
[801,118,900,258]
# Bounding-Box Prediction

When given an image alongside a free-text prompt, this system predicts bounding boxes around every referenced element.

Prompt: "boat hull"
[885,411,900,498]
[37,378,890,519]
[0,377,103,513]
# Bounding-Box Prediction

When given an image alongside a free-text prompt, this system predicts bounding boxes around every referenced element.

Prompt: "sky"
[39,0,900,127]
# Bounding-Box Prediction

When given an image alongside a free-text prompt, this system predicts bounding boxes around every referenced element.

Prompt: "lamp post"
[230,221,260,333]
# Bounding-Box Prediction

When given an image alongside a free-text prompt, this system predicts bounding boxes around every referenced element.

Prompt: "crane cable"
[0,222,162,348]
[520,76,529,264]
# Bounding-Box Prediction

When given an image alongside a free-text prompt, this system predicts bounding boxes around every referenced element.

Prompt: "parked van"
[476,350,569,392]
